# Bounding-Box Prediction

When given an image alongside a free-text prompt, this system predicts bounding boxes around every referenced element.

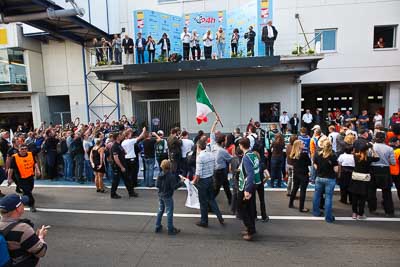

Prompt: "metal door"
[135,99,180,132]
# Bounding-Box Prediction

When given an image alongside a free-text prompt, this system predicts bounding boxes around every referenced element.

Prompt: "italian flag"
[196,82,215,124]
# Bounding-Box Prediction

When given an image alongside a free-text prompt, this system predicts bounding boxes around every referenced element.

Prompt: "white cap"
[157,130,164,135]
[311,125,321,131]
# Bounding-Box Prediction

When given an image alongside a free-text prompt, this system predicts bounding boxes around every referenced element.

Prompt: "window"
[315,29,337,52]
[374,25,397,49]
[259,102,280,123]
[0,48,27,92]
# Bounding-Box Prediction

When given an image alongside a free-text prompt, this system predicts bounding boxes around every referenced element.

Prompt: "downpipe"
[0,7,85,24]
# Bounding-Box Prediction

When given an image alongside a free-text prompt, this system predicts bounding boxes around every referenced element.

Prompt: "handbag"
[351,171,371,182]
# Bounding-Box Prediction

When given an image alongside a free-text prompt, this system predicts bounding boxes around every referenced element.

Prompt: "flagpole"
[212,105,224,128]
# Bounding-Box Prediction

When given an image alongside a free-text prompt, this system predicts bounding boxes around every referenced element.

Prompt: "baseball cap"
[157,130,164,135]
[311,125,321,131]
[0,194,29,212]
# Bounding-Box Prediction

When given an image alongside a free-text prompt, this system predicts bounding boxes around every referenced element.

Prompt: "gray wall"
[130,75,300,133]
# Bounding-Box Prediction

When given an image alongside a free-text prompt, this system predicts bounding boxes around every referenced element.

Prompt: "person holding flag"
[196,82,223,127]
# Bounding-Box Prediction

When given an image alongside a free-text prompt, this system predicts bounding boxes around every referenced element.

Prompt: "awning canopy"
[0,0,109,44]
[92,56,323,83]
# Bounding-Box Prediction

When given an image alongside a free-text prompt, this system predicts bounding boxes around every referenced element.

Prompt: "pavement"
[1,186,400,267]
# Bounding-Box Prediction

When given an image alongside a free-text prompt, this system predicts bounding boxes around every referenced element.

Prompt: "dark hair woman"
[270,133,285,188]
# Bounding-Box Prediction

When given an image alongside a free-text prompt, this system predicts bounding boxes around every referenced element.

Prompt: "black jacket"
[122,38,134,54]
[290,117,299,127]
[262,25,278,42]
[157,38,171,51]
[244,30,256,44]
[156,172,182,198]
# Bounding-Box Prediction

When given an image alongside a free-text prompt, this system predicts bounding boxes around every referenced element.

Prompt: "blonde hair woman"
[288,140,311,212]
[312,139,339,223]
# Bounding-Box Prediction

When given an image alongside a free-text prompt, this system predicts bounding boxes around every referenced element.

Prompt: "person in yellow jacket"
[7,144,40,212]
[389,137,400,201]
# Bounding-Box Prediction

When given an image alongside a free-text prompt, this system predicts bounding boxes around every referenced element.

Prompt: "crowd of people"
[0,107,399,243]
[91,20,278,65]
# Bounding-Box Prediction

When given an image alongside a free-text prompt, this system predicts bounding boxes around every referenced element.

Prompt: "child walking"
[155,159,184,235]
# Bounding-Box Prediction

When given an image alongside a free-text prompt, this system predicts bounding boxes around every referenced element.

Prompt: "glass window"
[315,29,337,52]
[0,48,27,91]
[374,25,397,49]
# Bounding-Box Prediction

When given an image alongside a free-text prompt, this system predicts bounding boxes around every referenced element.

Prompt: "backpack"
[0,221,21,267]
[155,139,166,157]
[58,140,68,155]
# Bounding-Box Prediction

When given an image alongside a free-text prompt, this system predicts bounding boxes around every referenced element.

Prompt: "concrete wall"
[128,75,299,132]
[25,49,49,128]
[41,40,87,122]
[274,0,400,84]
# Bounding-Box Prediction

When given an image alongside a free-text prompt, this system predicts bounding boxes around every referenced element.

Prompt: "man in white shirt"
[302,109,313,135]
[328,125,339,153]
[180,131,194,178]
[373,111,383,128]
[121,127,146,196]
[135,32,146,64]
[279,111,290,133]
[181,27,191,61]
[203,30,213,59]
[261,20,278,56]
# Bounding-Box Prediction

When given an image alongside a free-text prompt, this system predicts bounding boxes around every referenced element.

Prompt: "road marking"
[25,207,400,222]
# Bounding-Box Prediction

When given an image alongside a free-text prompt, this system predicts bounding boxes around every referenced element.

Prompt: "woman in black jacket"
[349,145,379,219]
[157,33,171,59]
[289,140,311,212]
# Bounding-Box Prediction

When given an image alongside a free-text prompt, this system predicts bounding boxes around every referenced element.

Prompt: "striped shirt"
[195,150,215,178]
[0,218,47,266]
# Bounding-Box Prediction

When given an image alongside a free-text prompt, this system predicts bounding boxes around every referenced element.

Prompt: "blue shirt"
[195,150,215,178]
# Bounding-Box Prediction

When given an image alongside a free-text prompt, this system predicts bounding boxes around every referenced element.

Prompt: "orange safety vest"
[390,148,400,176]
[13,152,35,179]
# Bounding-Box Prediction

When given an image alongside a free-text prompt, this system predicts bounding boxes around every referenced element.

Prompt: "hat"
[311,125,321,131]
[157,130,164,135]
[283,111,287,114]
[0,194,29,212]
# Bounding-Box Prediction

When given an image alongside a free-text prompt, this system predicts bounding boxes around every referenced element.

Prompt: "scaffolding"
[82,47,121,122]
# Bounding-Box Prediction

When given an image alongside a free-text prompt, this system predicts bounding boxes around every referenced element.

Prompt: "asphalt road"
[1,186,400,267]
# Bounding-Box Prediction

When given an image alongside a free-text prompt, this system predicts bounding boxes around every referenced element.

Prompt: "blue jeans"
[217,42,225,58]
[197,177,223,224]
[313,177,336,223]
[144,157,155,187]
[62,153,73,180]
[84,160,94,182]
[155,196,174,231]
[106,161,114,181]
[270,157,283,188]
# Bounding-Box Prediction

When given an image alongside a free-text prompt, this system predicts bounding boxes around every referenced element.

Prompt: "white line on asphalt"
[24,207,400,222]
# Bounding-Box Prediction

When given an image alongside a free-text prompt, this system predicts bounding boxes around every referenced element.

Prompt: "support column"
[31,93,50,129]
[385,82,400,127]
[352,87,360,114]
